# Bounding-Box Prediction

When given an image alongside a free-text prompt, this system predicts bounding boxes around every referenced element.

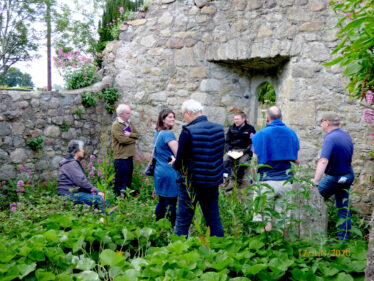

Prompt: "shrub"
[53,49,102,90]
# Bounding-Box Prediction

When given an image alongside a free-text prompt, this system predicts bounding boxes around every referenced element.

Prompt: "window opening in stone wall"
[257,81,276,130]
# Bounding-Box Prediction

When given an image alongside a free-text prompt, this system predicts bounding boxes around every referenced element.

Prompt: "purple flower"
[365,90,373,106]
[43,181,47,187]
[87,162,93,170]
[11,207,17,211]
[91,187,98,194]
[17,180,25,188]
[27,169,32,176]
[97,53,102,57]
[19,165,26,172]
[89,170,95,177]
[1,180,6,185]
[90,155,96,160]
[363,108,374,125]
[119,6,124,13]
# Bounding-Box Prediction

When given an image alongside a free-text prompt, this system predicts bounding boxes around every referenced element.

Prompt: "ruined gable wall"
[102,0,373,215]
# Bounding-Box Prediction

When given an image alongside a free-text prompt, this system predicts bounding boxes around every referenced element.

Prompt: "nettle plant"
[53,49,104,90]
[26,133,45,151]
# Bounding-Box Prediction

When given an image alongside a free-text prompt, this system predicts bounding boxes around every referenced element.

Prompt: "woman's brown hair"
[156,109,175,130]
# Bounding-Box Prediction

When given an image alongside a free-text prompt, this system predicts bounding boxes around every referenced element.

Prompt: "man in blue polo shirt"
[252,106,300,232]
[313,112,354,240]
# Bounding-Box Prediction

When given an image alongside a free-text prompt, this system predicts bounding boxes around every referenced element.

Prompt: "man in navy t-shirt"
[313,112,354,240]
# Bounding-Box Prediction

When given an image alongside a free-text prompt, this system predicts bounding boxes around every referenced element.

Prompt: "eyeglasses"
[320,119,330,124]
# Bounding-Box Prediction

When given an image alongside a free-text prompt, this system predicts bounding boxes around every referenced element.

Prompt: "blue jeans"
[114,158,133,196]
[63,192,108,211]
[155,196,177,227]
[174,185,224,237]
[318,171,354,240]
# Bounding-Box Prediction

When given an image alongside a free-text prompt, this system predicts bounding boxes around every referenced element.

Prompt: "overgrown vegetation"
[81,87,120,113]
[0,149,368,280]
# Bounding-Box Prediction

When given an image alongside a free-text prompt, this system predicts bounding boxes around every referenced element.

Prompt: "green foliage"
[102,87,120,113]
[96,0,143,67]
[326,0,374,99]
[64,66,101,90]
[0,150,369,281]
[109,9,131,39]
[75,108,83,118]
[27,135,45,151]
[81,88,120,113]
[258,82,276,105]
[61,120,69,132]
[0,1,42,79]
[0,67,34,88]
[81,92,97,108]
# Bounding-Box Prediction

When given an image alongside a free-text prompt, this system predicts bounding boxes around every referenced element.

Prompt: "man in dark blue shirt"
[313,112,354,240]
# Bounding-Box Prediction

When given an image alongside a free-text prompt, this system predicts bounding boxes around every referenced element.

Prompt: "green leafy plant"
[325,0,373,99]
[26,134,45,151]
[109,8,131,39]
[81,92,97,108]
[75,108,83,118]
[102,87,120,113]
[61,120,69,132]
[54,49,102,90]
[258,82,276,105]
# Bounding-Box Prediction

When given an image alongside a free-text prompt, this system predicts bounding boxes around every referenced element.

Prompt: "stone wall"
[102,0,373,217]
[0,89,112,180]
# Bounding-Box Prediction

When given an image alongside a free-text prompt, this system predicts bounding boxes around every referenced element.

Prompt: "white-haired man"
[111,104,139,197]
[173,99,225,237]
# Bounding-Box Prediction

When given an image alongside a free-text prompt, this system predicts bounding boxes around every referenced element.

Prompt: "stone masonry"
[101,0,373,219]
[0,89,112,181]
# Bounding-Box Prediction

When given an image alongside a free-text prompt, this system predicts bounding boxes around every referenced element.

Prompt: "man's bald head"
[266,106,282,121]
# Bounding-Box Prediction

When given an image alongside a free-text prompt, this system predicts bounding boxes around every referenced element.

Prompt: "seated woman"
[57,140,107,210]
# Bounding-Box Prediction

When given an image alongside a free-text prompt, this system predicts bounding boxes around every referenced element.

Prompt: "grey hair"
[116,104,130,116]
[181,99,203,114]
[67,140,84,155]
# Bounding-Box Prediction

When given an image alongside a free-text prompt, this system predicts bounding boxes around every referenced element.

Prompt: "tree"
[0,67,34,88]
[0,0,43,79]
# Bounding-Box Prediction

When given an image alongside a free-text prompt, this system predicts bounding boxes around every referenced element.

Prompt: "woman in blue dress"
[153,109,178,227]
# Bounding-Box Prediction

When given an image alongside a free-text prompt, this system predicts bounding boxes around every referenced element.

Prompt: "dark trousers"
[318,171,354,240]
[155,196,177,227]
[114,158,133,196]
[174,185,224,237]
